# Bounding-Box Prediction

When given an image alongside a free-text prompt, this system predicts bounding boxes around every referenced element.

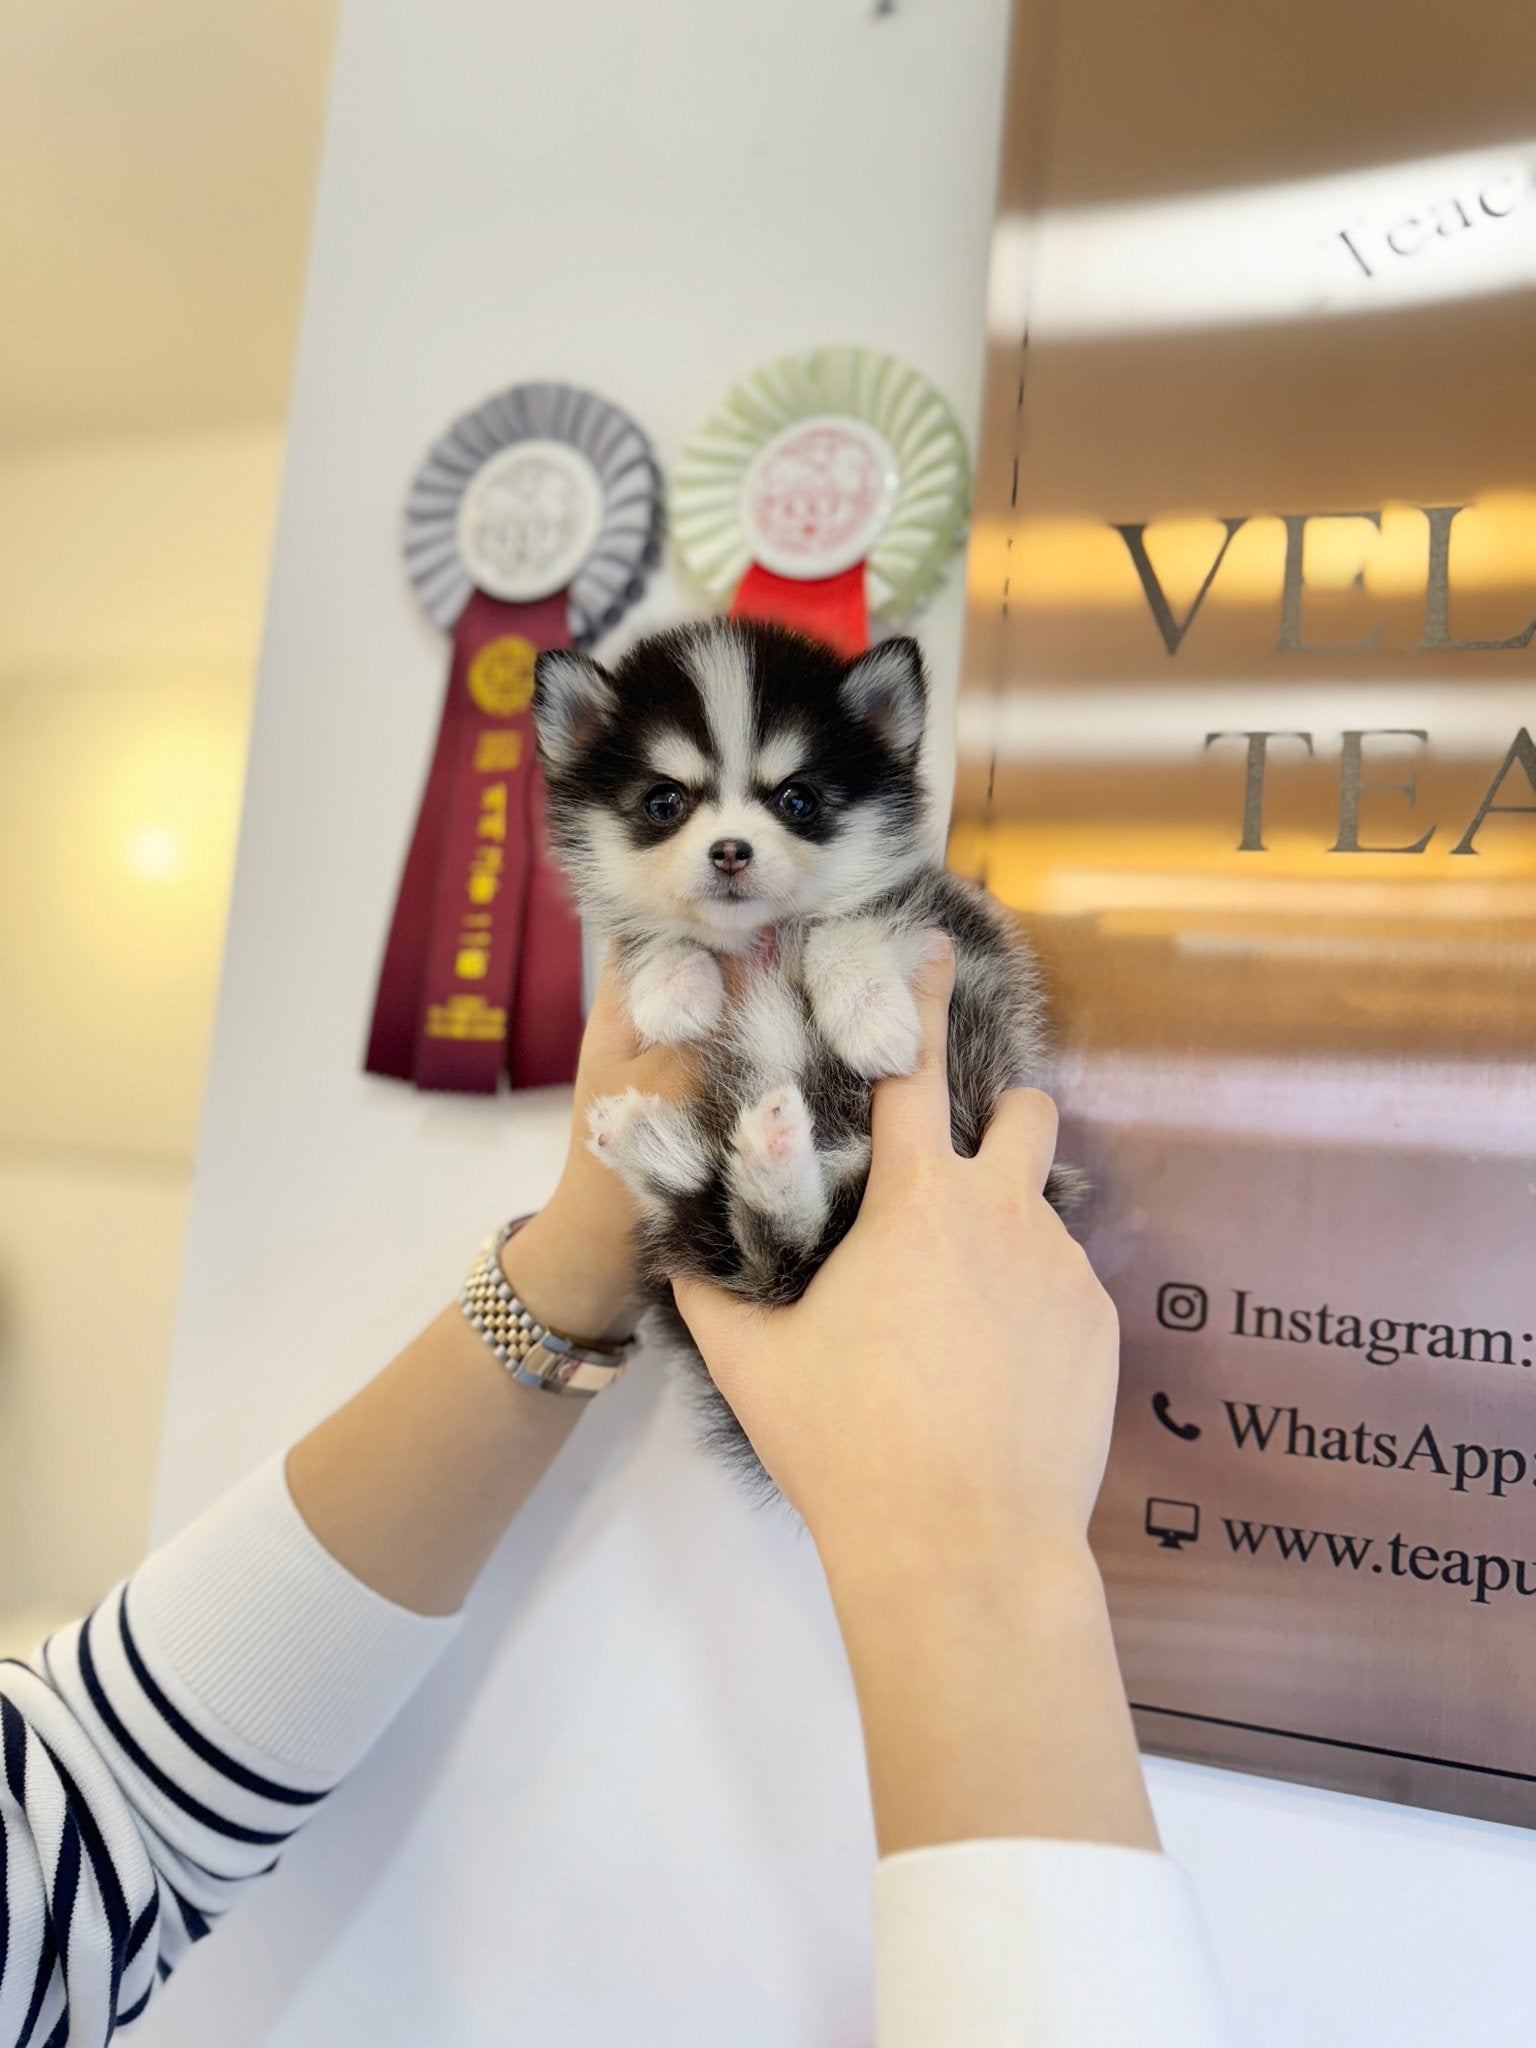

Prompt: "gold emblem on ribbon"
[425,993,507,1042]
[467,635,538,717]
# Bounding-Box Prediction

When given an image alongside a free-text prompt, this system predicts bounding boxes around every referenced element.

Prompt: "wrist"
[822,1537,1148,1856]
[499,1196,639,1344]
[821,1524,1106,1667]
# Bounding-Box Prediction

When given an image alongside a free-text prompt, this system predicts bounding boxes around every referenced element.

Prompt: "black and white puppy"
[533,619,1066,1481]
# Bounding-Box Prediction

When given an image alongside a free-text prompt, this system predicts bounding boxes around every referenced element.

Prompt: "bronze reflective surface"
[961,0,1536,1823]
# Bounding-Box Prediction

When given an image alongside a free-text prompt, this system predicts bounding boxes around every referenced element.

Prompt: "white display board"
[145,2,1536,2042]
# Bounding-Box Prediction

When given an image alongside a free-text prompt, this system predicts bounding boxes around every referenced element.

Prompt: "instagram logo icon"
[1156,1282,1209,1333]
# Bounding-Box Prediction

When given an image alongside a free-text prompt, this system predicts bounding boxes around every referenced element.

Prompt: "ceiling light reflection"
[964,496,1536,617]
[989,138,1536,342]
[955,680,1536,763]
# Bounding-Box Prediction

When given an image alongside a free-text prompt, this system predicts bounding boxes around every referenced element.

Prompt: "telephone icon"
[1151,1392,1201,1442]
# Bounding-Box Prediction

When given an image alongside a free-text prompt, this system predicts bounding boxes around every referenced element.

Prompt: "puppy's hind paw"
[728,1084,828,1242]
[587,1088,660,1167]
[587,1089,711,1203]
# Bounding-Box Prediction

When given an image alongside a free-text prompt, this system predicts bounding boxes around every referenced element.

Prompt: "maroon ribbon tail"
[365,587,584,1094]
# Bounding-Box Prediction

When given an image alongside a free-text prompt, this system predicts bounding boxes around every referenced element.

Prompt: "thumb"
[867,930,955,1187]
[670,1271,758,1358]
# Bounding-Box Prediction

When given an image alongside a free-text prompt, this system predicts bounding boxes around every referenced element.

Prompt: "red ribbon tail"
[729,560,869,658]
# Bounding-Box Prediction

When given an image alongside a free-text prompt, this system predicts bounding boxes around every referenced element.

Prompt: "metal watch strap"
[458,1216,635,1397]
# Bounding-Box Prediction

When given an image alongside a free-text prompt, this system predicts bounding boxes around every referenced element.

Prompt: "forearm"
[285,1194,637,1618]
[826,1539,1159,1857]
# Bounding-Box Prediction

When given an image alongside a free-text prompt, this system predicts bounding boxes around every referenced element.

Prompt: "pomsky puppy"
[533,618,1068,1483]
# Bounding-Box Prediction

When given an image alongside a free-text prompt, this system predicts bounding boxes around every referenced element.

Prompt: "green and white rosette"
[670,347,971,654]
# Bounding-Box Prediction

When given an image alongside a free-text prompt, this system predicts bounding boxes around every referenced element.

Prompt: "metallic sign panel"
[960,0,1536,1823]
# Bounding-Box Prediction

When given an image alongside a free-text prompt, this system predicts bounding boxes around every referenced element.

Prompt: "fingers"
[579,951,637,1062]
[577,951,697,1104]
[978,1086,1060,1192]
[868,932,956,1184]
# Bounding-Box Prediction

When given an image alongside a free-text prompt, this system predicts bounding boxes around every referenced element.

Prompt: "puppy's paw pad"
[735,1085,814,1174]
[627,949,726,1044]
[823,981,922,1080]
[586,1088,665,1166]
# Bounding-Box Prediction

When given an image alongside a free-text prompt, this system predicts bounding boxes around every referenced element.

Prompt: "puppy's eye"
[775,781,819,822]
[643,782,688,825]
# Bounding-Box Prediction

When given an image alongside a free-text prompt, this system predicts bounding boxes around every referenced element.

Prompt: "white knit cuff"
[129,1455,461,1786]
[874,1838,1232,2048]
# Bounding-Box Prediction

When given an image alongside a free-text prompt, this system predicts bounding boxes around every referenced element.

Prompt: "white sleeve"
[874,1838,1233,2048]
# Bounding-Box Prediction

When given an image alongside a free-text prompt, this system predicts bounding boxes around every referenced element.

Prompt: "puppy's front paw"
[626,945,726,1045]
[815,976,922,1081]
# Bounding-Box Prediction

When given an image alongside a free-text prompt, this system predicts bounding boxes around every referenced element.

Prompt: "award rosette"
[366,383,661,1094]
[670,347,970,656]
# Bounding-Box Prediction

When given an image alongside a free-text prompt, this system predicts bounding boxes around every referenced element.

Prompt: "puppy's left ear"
[533,648,616,774]
[839,638,927,755]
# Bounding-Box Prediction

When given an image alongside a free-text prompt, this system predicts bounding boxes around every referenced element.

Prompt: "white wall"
[0,431,280,1639]
[143,3,1536,2045]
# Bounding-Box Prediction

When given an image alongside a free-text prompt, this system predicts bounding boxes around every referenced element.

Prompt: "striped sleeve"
[0,1457,459,2045]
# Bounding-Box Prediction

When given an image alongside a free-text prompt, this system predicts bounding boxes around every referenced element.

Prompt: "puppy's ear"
[839,638,926,755]
[533,649,616,773]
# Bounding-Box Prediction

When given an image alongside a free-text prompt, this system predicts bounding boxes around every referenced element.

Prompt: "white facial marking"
[754,726,810,788]
[644,733,712,786]
[810,806,916,916]
[684,627,756,806]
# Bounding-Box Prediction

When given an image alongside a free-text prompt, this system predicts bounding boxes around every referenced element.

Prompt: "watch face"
[454,439,607,602]
[740,416,900,579]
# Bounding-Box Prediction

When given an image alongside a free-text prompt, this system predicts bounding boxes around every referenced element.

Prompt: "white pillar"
[147,4,1011,2042]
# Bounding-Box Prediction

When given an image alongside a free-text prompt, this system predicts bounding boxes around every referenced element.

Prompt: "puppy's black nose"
[710,838,753,875]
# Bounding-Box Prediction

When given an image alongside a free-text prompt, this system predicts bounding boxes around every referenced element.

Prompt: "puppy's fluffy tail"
[1044,1162,1092,1216]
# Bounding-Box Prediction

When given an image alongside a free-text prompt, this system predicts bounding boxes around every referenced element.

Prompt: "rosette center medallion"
[742,417,899,580]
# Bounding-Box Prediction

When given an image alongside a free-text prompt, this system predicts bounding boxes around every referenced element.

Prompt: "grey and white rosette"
[401,381,663,645]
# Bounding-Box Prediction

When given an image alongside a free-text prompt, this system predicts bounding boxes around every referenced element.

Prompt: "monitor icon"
[1145,1497,1201,1550]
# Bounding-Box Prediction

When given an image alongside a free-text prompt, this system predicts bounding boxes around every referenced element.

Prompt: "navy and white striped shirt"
[0,1461,1232,2048]
[0,1460,457,2046]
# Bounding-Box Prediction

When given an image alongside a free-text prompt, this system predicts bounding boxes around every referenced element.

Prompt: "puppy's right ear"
[533,649,616,773]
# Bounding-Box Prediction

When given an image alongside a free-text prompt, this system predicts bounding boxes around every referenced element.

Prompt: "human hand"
[671,936,1120,1584]
[502,960,693,1341]
[672,938,1150,1856]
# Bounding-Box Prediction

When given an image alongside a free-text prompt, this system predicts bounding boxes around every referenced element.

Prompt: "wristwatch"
[458,1215,636,1397]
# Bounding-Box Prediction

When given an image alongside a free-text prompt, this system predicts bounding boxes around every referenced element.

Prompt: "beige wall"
[0,429,281,1643]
